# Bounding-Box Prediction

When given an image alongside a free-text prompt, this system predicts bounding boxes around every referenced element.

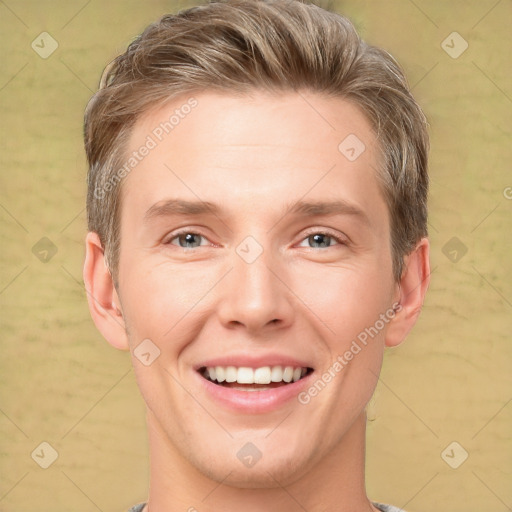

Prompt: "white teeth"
[225,366,237,382]
[282,366,294,383]
[215,366,226,382]
[237,367,254,384]
[202,365,309,384]
[254,366,271,384]
[271,366,283,382]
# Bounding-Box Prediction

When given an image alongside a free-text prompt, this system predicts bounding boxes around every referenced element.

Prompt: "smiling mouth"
[199,365,314,391]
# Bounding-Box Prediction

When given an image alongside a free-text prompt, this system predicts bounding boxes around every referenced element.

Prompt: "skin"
[84,90,430,512]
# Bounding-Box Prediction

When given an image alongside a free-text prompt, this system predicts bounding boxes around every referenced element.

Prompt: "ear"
[83,231,129,350]
[385,237,430,348]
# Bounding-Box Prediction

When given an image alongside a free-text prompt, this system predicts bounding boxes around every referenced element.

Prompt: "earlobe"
[385,237,430,348]
[83,232,130,351]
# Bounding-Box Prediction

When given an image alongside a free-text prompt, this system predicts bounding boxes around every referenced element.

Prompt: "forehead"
[120,90,387,230]
[130,90,375,161]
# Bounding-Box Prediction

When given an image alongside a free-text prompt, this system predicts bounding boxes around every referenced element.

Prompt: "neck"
[144,411,378,512]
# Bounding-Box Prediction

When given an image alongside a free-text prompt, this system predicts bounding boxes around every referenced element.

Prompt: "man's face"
[116,91,399,486]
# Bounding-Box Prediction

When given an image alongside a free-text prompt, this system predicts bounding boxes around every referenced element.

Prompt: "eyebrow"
[143,198,371,227]
[287,200,370,226]
[144,199,221,223]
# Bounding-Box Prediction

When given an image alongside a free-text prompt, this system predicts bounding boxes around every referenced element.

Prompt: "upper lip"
[194,354,314,371]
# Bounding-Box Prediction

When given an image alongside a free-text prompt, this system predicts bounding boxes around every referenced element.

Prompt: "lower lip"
[195,371,314,414]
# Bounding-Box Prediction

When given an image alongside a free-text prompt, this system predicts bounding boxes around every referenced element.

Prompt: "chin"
[191,447,313,489]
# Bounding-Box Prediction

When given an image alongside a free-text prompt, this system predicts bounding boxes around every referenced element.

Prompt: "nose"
[215,242,295,334]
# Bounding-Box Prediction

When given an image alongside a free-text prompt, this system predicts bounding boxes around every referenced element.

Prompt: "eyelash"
[164,228,347,249]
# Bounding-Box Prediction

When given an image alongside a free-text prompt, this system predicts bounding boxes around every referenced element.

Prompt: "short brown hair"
[84,0,429,284]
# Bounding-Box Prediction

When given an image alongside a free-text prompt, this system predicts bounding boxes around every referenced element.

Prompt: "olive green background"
[0,1,510,511]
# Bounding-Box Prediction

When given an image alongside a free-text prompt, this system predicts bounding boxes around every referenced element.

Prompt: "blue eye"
[165,230,345,250]
[298,232,344,249]
[168,232,206,248]
[308,233,333,248]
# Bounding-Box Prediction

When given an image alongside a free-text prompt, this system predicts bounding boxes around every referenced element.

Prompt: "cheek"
[288,260,393,346]
[119,260,212,347]
[120,262,207,421]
